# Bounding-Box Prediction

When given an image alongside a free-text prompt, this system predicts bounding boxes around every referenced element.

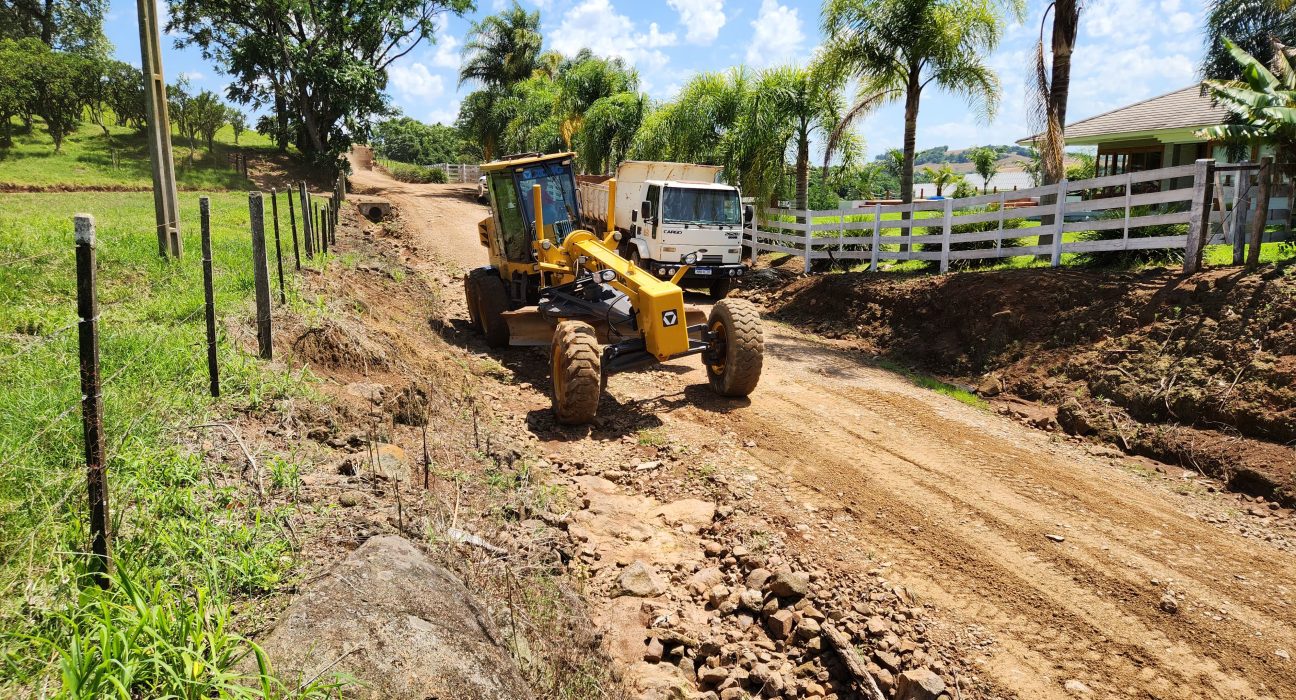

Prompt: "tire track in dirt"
[348,162,1296,700]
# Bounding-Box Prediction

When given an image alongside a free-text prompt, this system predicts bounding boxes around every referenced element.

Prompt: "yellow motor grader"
[464,152,763,424]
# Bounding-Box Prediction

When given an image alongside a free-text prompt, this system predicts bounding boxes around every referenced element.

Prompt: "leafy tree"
[458,1,543,89]
[761,62,860,212]
[191,91,228,151]
[0,39,38,145]
[575,92,647,174]
[968,146,999,191]
[456,89,508,161]
[1202,0,1296,80]
[373,116,465,163]
[920,163,961,196]
[229,109,247,144]
[104,60,144,128]
[0,0,108,54]
[821,0,1025,209]
[555,50,639,147]
[879,148,905,180]
[169,0,470,169]
[25,42,92,151]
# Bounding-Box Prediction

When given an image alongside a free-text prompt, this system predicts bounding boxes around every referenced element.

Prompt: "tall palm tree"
[1029,0,1083,188]
[759,63,860,212]
[458,2,543,89]
[555,50,639,149]
[821,0,1024,210]
[1202,0,1296,80]
[577,91,649,173]
[921,164,961,196]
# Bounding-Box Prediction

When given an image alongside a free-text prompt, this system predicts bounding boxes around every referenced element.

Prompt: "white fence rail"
[745,159,1291,275]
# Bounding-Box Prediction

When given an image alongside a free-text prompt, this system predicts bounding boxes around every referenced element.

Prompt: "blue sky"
[102,0,1207,156]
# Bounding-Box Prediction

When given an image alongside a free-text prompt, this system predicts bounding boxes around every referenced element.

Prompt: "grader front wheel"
[706,298,764,397]
[551,320,603,424]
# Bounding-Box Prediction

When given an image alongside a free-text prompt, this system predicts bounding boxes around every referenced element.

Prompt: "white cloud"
[179,70,205,82]
[550,0,678,73]
[389,62,445,99]
[429,15,461,69]
[1168,11,1196,33]
[1068,44,1196,117]
[747,0,804,67]
[667,0,726,45]
[427,101,460,126]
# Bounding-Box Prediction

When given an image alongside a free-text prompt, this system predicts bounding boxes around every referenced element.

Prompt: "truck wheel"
[630,249,646,271]
[464,267,493,332]
[706,299,763,397]
[708,278,733,300]
[476,273,511,348]
[551,321,602,424]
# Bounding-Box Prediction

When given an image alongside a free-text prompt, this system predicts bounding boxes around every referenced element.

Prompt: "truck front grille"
[701,255,724,264]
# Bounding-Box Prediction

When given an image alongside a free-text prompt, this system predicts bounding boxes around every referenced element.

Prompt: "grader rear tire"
[706,298,763,397]
[464,268,489,332]
[475,273,511,348]
[551,321,602,425]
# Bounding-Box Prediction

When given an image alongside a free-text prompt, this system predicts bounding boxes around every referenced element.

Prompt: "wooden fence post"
[1122,172,1133,247]
[1229,163,1251,264]
[249,192,273,360]
[1184,159,1217,274]
[270,189,286,304]
[803,209,812,274]
[1050,179,1068,267]
[74,214,111,588]
[200,198,219,397]
[1247,156,1273,269]
[320,204,329,255]
[299,182,314,259]
[939,198,954,273]
[869,204,881,272]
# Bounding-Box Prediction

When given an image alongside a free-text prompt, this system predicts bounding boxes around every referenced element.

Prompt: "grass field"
[0,192,334,697]
[1,117,278,190]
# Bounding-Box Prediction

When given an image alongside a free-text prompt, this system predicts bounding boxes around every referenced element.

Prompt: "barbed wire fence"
[0,173,348,591]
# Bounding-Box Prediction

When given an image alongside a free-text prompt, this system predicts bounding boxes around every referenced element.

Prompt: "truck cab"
[626,179,749,298]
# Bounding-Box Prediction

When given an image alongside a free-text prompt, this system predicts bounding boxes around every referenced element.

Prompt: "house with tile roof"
[1018,85,1245,178]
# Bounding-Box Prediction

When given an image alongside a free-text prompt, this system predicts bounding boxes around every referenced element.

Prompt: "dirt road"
[347,161,1296,699]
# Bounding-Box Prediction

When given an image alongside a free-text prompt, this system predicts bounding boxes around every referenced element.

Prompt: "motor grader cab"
[465,152,764,424]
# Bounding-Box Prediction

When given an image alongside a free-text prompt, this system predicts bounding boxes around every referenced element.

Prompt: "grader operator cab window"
[517,162,580,245]
[489,173,529,261]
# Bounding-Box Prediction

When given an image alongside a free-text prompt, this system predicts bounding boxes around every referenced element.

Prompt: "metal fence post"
[287,185,301,270]
[870,203,881,272]
[1184,159,1216,274]
[249,192,273,359]
[270,189,286,304]
[1050,179,1068,267]
[299,182,314,259]
[320,204,329,255]
[200,198,219,397]
[939,197,954,273]
[74,214,111,588]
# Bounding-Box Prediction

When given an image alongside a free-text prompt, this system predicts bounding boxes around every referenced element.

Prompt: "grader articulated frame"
[464,152,763,424]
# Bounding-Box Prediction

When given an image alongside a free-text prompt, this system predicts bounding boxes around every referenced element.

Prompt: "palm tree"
[1202,0,1296,80]
[821,0,1024,210]
[577,92,648,174]
[1029,1,1083,187]
[920,164,961,196]
[555,51,639,149]
[458,2,543,89]
[760,62,860,212]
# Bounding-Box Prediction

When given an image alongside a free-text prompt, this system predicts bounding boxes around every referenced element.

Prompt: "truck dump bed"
[578,161,724,233]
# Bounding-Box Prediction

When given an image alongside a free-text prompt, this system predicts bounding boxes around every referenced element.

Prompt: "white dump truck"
[578,161,751,299]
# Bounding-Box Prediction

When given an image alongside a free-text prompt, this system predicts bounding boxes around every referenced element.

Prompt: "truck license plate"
[694,267,712,275]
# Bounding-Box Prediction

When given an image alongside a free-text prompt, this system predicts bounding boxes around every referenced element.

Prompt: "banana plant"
[1198,37,1296,164]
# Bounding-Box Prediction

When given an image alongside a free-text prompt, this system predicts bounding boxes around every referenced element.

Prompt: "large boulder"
[254,535,526,699]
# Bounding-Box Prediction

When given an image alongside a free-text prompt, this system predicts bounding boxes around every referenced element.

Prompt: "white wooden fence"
[745,160,1291,274]
[430,163,481,183]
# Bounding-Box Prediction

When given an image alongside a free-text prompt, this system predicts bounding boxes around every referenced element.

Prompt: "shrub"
[1070,204,1188,268]
[384,161,448,184]
[916,202,1029,269]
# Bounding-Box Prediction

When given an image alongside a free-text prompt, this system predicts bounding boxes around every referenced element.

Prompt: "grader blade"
[502,306,708,347]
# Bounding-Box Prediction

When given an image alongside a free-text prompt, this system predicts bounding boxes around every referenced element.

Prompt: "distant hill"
[875,145,1035,167]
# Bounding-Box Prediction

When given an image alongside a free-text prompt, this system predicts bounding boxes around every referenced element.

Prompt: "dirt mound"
[749,265,1296,504]
[291,318,390,371]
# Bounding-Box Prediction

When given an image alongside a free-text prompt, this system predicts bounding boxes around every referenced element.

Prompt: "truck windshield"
[517,162,580,241]
[662,188,741,226]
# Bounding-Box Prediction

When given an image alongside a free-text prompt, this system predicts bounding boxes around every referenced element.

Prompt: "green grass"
[1,117,278,190]
[874,359,989,409]
[0,192,335,697]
